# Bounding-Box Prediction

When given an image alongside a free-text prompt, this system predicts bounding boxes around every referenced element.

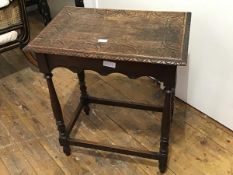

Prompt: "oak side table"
[24,7,191,173]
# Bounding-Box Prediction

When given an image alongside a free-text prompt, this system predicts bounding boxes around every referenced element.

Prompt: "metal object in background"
[26,0,51,25]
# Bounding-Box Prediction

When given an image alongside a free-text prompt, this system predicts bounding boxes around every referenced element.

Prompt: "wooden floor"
[0,12,233,175]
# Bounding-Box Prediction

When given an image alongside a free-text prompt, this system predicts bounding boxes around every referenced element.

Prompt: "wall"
[47,0,95,17]
[48,0,233,130]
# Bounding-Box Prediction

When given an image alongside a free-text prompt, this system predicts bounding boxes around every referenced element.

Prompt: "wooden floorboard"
[0,12,232,175]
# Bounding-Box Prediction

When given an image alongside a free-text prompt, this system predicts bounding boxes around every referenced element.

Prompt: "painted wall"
[48,0,233,130]
[47,0,95,17]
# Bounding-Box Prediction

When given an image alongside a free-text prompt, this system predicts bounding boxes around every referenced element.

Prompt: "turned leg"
[171,88,175,123]
[159,88,173,173]
[38,0,52,25]
[44,73,71,156]
[77,71,90,115]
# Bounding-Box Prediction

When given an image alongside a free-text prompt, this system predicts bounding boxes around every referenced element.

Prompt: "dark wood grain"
[2,12,233,175]
[24,7,191,174]
[25,7,191,65]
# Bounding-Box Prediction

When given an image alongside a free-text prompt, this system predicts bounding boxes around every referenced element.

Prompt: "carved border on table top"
[25,7,191,66]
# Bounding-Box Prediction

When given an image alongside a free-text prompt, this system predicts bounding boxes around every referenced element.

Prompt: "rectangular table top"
[25,7,191,65]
